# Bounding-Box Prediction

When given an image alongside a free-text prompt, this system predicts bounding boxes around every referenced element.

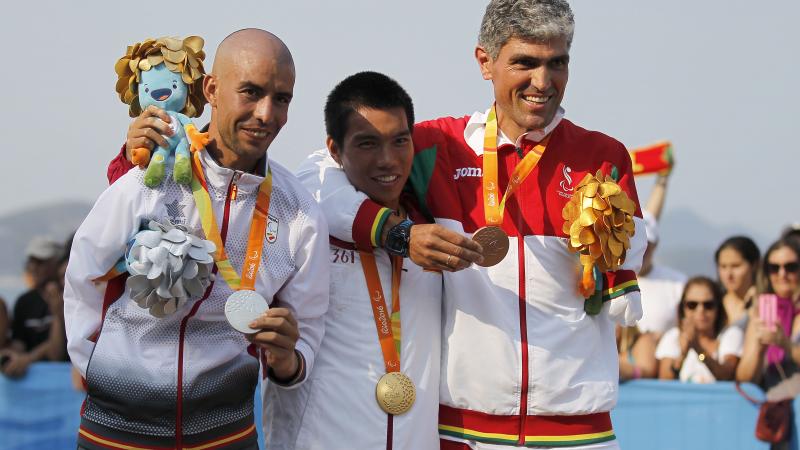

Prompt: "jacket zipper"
[515,152,530,446]
[175,172,238,449]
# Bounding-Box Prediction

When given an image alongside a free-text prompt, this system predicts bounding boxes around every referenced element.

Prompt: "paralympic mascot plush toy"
[114,36,208,187]
[100,36,216,318]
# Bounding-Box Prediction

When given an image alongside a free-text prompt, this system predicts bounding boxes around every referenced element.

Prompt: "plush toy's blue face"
[138,64,188,113]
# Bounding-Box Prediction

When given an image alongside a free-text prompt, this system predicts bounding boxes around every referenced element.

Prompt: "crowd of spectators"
[617,170,800,397]
[0,235,71,378]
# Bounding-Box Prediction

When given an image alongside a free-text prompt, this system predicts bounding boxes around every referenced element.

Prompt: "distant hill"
[0,201,772,307]
[0,200,92,304]
[656,207,770,279]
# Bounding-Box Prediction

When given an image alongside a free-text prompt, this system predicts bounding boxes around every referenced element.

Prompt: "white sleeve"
[718,326,744,359]
[273,203,330,388]
[295,149,367,243]
[654,327,682,360]
[64,173,145,377]
[606,215,647,326]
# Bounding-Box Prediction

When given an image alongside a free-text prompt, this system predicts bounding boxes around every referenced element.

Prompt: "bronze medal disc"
[472,226,509,267]
[375,372,416,415]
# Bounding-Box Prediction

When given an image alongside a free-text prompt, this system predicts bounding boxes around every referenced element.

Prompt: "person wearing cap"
[636,171,687,339]
[0,236,67,378]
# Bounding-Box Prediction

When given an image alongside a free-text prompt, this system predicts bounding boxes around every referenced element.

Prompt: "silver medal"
[225,290,269,334]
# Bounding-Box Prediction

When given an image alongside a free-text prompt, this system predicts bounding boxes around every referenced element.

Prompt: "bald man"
[67,29,329,450]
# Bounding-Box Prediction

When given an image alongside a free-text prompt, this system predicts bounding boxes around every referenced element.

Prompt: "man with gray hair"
[299,0,647,448]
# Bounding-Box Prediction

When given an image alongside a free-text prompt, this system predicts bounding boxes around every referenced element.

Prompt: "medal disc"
[472,226,509,267]
[375,371,416,415]
[225,290,269,334]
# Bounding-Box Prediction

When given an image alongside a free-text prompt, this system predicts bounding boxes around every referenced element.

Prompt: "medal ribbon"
[359,251,403,373]
[191,151,272,291]
[482,104,551,225]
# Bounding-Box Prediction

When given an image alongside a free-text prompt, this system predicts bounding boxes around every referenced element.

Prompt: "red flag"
[630,141,673,176]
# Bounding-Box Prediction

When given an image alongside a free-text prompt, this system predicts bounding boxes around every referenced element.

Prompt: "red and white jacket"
[296,109,646,448]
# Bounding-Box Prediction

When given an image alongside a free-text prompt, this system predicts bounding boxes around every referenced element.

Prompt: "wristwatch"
[384,219,413,258]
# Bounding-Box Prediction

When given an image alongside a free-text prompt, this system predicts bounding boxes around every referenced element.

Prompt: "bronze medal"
[375,371,416,415]
[472,226,509,267]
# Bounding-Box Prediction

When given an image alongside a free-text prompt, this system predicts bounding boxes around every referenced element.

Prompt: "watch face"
[386,220,411,256]
[386,234,405,254]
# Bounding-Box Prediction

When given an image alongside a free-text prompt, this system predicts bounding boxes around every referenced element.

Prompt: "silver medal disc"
[225,290,270,334]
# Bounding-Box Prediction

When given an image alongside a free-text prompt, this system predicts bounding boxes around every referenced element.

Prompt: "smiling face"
[682,283,719,334]
[327,107,413,211]
[204,48,294,171]
[138,64,189,113]
[476,35,569,142]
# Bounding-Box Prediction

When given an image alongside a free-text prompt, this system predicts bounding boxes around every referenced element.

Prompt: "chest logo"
[558,166,574,198]
[165,198,187,225]
[453,167,482,180]
[265,214,279,244]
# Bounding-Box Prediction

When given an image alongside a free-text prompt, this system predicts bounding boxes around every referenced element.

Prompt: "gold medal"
[375,371,416,415]
[472,226,509,267]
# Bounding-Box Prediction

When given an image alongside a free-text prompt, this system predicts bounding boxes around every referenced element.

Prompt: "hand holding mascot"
[114,36,208,187]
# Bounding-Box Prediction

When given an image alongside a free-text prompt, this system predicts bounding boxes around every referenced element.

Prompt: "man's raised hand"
[125,105,173,167]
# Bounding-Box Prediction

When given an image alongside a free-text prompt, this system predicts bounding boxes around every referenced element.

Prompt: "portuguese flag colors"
[630,141,673,176]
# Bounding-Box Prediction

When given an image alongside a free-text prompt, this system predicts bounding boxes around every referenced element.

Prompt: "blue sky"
[0,0,797,242]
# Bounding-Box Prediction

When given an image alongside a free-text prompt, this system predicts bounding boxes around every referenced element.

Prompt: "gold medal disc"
[375,372,416,415]
[472,226,509,267]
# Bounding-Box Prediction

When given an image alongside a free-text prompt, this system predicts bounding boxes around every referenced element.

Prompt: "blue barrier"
[613,379,782,449]
[0,363,84,450]
[1,363,796,449]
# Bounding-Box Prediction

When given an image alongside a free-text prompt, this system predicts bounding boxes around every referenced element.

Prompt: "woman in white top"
[656,276,743,383]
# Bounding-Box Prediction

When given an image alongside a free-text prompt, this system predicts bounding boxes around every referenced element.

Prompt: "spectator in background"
[40,236,70,363]
[0,297,8,350]
[782,224,800,247]
[636,170,688,339]
[617,325,657,381]
[737,238,800,389]
[0,236,66,378]
[656,276,741,383]
[715,236,760,327]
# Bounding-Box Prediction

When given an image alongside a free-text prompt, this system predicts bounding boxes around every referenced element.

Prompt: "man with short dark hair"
[264,71,442,449]
[299,1,647,448]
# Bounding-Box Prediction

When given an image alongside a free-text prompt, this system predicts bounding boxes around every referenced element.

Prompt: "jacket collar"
[197,149,270,195]
[463,106,564,156]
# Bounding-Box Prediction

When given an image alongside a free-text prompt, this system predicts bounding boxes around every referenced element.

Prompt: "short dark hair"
[324,71,414,148]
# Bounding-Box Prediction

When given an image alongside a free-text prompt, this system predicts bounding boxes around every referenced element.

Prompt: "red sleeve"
[107,145,135,185]
[352,200,392,250]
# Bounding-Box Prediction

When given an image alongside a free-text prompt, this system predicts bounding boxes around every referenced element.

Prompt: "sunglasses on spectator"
[685,300,717,311]
[767,262,800,274]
